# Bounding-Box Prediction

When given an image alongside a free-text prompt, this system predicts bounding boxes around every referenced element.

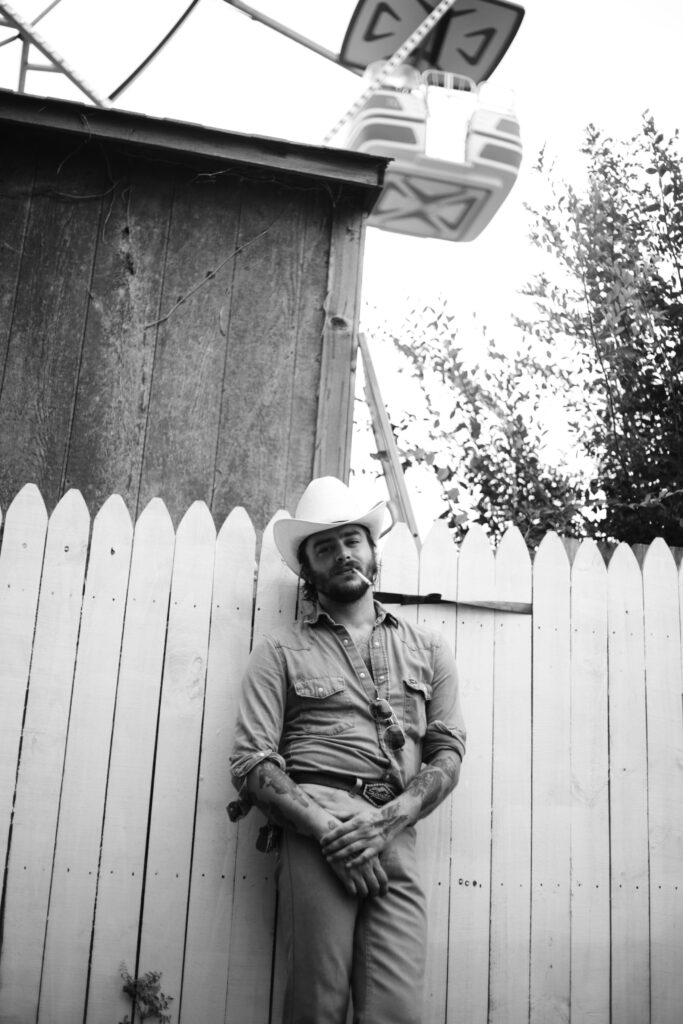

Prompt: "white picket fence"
[0,484,682,1024]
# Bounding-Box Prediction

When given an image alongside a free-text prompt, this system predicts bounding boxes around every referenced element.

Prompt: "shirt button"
[318,687,324,694]
[359,672,366,679]
[374,641,380,647]
[343,638,349,645]
[378,675,386,682]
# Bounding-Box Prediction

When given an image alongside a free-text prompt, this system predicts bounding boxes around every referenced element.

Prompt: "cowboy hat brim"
[273,501,387,575]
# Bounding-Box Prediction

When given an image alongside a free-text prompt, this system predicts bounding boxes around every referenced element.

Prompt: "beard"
[308,552,378,604]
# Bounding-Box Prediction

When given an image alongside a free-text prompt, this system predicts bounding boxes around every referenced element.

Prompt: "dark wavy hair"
[297,527,376,604]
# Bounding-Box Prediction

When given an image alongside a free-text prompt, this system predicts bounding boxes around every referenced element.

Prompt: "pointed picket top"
[49,486,90,526]
[420,518,457,597]
[91,491,133,540]
[572,536,608,589]
[0,483,48,584]
[3,482,47,529]
[217,505,256,546]
[254,511,298,637]
[533,529,570,582]
[608,539,641,578]
[378,520,419,596]
[135,495,175,536]
[495,525,531,605]
[642,535,678,581]
[176,499,217,544]
[458,523,495,604]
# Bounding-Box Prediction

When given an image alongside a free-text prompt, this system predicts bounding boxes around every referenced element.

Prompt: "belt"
[289,770,400,807]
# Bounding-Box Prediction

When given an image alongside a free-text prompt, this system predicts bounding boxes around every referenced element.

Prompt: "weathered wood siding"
[0,93,384,528]
[2,484,683,1024]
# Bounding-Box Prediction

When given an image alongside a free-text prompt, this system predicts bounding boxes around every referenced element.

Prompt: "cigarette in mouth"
[354,569,373,586]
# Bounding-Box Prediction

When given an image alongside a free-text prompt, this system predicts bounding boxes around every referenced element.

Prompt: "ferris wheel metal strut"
[0,0,110,106]
[323,0,462,145]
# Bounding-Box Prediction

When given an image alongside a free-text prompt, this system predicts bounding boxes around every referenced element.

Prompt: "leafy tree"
[380,115,683,546]
[521,116,683,545]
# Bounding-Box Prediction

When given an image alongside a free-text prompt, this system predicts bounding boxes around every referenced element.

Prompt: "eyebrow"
[312,527,363,552]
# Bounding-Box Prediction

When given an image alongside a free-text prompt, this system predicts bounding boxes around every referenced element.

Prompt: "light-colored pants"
[276,823,427,1024]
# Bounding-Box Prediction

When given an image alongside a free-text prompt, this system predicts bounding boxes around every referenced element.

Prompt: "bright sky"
[1,0,681,528]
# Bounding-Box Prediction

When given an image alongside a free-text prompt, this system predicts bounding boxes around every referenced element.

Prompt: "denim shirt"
[230,602,466,794]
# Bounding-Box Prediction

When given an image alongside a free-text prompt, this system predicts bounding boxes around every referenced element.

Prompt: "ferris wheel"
[0,0,526,243]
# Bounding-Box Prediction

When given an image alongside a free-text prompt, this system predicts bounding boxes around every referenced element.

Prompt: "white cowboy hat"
[273,476,389,574]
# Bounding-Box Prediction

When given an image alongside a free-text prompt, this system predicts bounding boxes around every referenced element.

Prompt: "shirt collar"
[302,600,399,629]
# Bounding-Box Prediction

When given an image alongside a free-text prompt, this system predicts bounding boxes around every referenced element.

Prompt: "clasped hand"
[320,806,390,868]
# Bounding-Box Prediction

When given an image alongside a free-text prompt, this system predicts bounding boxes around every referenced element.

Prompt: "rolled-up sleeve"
[423,636,466,764]
[230,635,288,793]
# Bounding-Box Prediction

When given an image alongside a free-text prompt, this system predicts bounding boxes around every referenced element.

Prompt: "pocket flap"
[293,677,346,699]
[404,677,433,701]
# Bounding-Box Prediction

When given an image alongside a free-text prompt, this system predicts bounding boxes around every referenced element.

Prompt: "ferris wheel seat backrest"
[341,64,522,242]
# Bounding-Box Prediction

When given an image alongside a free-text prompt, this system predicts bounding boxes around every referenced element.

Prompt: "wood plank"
[86,498,176,1024]
[39,495,133,1020]
[180,507,256,1022]
[64,159,173,513]
[0,489,90,1022]
[227,511,298,1024]
[569,539,610,1021]
[137,175,242,522]
[417,519,458,1023]
[530,532,571,1024]
[448,524,495,1024]
[0,144,34,379]
[0,143,105,507]
[212,183,322,530]
[608,542,650,1024]
[313,199,366,482]
[0,485,47,878]
[135,501,216,1018]
[643,539,683,1023]
[377,520,420,623]
[489,525,532,1024]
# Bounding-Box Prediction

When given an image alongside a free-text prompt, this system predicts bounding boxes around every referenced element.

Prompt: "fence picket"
[417,519,458,1022]
[0,484,48,879]
[39,495,134,1020]
[570,540,610,1020]
[643,539,683,1023]
[448,524,495,1024]
[181,507,256,1023]
[489,525,532,1024]
[0,490,90,1022]
[227,512,297,1024]
[530,532,571,1024]
[86,498,176,1024]
[135,501,216,1021]
[608,543,650,1023]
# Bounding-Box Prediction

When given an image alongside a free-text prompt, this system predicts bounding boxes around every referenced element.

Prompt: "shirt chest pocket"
[402,677,433,740]
[288,676,354,736]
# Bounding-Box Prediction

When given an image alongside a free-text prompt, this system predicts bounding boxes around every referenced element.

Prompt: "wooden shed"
[0,90,386,527]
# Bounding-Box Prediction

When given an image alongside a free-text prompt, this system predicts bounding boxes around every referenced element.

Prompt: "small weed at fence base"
[118,963,173,1024]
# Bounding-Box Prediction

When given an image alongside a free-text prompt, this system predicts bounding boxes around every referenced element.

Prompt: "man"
[230,476,465,1024]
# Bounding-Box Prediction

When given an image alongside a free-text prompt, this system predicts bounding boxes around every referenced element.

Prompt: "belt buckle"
[361,781,397,807]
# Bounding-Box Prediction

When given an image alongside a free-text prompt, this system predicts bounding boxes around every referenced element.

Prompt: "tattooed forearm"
[256,763,311,809]
[245,761,342,841]
[404,752,461,820]
[378,803,411,839]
